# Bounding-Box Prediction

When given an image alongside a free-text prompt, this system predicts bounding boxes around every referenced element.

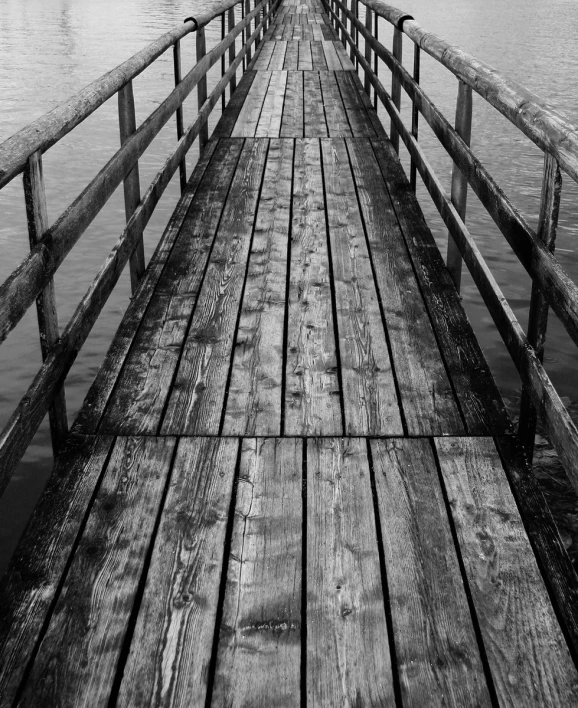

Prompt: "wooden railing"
[0,0,279,495]
[323,0,578,489]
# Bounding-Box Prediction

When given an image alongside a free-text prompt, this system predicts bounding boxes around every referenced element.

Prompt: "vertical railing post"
[118,80,146,292]
[173,41,187,193]
[390,26,403,153]
[255,0,262,48]
[242,0,246,71]
[23,150,69,454]
[446,81,473,290]
[341,0,347,48]
[221,13,226,111]
[350,0,358,65]
[196,26,209,151]
[245,0,252,65]
[229,7,237,97]
[410,44,420,192]
[518,153,562,462]
[374,15,378,109]
[364,6,373,97]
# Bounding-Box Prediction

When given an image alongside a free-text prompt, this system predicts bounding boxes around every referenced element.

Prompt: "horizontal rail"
[0,0,245,190]
[360,0,578,186]
[0,0,266,348]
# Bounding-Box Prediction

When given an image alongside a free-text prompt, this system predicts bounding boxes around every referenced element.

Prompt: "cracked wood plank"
[223,139,293,435]
[321,138,402,434]
[285,138,342,435]
[436,437,578,707]
[161,138,268,435]
[307,437,394,706]
[211,438,302,706]
[116,437,238,708]
[15,436,176,708]
[348,138,465,435]
[371,437,492,707]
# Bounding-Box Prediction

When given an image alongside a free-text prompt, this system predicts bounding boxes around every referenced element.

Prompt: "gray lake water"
[1,0,577,574]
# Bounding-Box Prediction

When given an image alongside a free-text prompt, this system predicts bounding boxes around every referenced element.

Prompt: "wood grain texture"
[223,139,293,435]
[280,71,304,137]
[319,72,351,136]
[321,41,343,70]
[116,437,238,708]
[16,436,176,708]
[212,71,256,137]
[307,437,394,706]
[285,138,342,435]
[436,437,578,707]
[370,137,510,435]
[212,438,302,707]
[0,435,113,708]
[321,138,402,434]
[371,437,491,707]
[161,138,268,435]
[255,70,288,137]
[347,137,464,435]
[268,41,288,69]
[303,72,328,137]
[232,73,272,136]
[335,70,376,136]
[283,40,299,69]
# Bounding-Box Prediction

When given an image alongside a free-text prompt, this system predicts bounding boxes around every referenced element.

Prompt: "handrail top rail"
[0,0,241,191]
[361,0,578,185]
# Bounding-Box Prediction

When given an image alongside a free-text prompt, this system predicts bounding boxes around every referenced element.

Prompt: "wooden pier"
[2,0,578,705]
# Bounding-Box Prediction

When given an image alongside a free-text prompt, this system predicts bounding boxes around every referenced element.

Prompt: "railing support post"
[374,15,378,109]
[245,0,252,64]
[23,150,69,454]
[364,6,373,96]
[446,80,473,290]
[341,0,347,48]
[390,26,403,153]
[410,45,420,192]
[173,41,187,193]
[519,153,562,462]
[229,7,237,97]
[350,0,358,65]
[221,13,227,111]
[118,80,146,292]
[196,26,209,150]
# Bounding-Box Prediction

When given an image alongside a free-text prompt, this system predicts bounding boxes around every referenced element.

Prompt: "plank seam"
[367,138,470,432]
[105,437,181,707]
[218,139,272,434]
[429,437,501,707]
[156,139,246,435]
[343,138,408,435]
[203,439,243,708]
[280,139,297,436]
[318,139,347,434]
[365,439,403,708]
[10,436,117,707]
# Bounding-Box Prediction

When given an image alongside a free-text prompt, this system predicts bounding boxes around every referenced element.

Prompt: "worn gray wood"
[223,140,293,435]
[255,70,288,137]
[436,437,578,707]
[321,138,402,434]
[319,72,351,136]
[372,437,491,707]
[116,437,238,708]
[285,138,342,435]
[161,139,268,435]
[303,72,328,137]
[212,438,302,706]
[16,436,176,708]
[213,71,257,137]
[232,71,272,136]
[307,437,394,706]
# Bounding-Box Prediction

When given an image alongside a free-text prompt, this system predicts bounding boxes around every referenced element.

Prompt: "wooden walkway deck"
[2,1,578,705]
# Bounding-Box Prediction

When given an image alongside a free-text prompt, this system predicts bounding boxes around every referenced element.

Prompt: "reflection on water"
[1,0,578,574]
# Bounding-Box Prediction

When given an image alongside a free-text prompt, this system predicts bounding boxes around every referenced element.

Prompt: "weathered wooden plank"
[251,38,275,69]
[303,72,328,137]
[370,137,510,434]
[283,40,299,69]
[280,71,304,137]
[232,72,272,137]
[347,68,387,137]
[161,139,268,435]
[310,38,327,67]
[223,140,293,435]
[371,437,492,706]
[285,139,341,435]
[213,72,257,138]
[268,40,288,69]
[16,436,176,708]
[321,23,336,39]
[307,437,394,706]
[436,437,578,706]
[71,140,220,435]
[347,138,464,435]
[321,138,402,434]
[311,24,326,40]
[321,40,343,70]
[333,39,354,69]
[256,70,288,137]
[0,435,114,706]
[298,41,313,70]
[335,70,376,136]
[212,438,302,706]
[115,437,238,708]
[318,72,351,136]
